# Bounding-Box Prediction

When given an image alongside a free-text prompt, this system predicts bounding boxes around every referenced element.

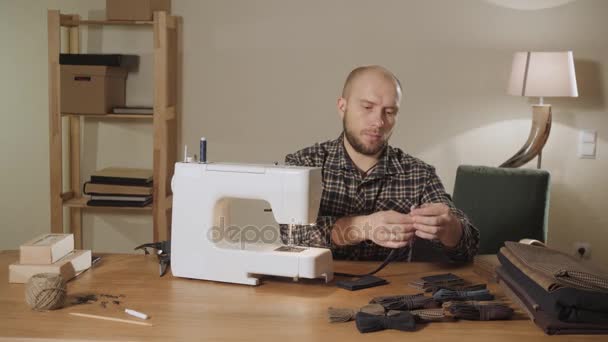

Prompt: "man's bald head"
[341,65,402,99]
[337,65,402,157]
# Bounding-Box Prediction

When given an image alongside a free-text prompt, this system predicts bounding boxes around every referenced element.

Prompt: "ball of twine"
[25,273,67,311]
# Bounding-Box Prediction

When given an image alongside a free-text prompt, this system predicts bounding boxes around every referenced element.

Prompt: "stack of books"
[9,234,92,283]
[84,167,153,207]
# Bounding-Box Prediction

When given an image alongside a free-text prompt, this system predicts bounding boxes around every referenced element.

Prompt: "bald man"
[281,65,479,262]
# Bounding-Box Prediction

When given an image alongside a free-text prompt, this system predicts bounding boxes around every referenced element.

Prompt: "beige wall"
[1,0,607,265]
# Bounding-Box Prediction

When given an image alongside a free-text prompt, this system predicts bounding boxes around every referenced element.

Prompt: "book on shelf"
[59,53,139,69]
[91,167,153,186]
[112,106,153,115]
[90,195,151,202]
[83,182,153,196]
[87,196,152,208]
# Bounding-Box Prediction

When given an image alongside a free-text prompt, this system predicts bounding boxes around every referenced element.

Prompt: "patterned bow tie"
[355,311,417,333]
[370,293,437,310]
[433,288,495,302]
[443,301,514,321]
[327,304,385,323]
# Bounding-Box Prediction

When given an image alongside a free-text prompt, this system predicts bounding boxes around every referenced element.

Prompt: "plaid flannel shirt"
[280,134,479,262]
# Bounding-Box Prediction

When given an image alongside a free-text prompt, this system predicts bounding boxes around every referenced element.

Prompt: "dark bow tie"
[355,311,416,333]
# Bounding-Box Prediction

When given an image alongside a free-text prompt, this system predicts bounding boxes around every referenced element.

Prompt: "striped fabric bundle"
[429,283,487,294]
[410,308,454,322]
[328,304,385,323]
[370,293,438,310]
[433,288,494,302]
[442,301,514,321]
[504,241,608,292]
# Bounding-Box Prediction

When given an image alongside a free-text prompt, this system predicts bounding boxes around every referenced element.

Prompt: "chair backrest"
[452,165,551,254]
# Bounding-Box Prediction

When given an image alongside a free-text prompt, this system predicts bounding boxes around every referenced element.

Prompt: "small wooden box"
[10,250,92,284]
[106,0,171,21]
[19,234,74,265]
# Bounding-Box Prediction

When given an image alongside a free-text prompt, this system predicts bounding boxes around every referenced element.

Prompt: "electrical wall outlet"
[573,242,591,259]
[578,130,597,159]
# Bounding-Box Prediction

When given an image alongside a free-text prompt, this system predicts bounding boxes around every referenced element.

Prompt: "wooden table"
[0,250,603,341]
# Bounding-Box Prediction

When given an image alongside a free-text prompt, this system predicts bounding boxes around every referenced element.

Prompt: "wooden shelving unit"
[48,10,181,248]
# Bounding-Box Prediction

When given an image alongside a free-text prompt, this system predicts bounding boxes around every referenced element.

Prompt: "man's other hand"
[410,203,463,248]
[366,210,415,249]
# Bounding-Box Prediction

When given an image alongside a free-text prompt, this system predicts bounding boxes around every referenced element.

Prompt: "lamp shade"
[508,51,578,97]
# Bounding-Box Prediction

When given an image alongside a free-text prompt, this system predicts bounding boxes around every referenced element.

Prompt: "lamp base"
[500,105,552,168]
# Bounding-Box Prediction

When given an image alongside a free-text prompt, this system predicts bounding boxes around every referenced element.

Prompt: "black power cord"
[333,237,415,278]
[334,250,397,278]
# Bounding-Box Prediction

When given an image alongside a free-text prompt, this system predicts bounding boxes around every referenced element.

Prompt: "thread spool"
[200,137,207,163]
[25,273,67,311]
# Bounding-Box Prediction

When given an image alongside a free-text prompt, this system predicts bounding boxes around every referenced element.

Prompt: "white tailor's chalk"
[125,308,149,320]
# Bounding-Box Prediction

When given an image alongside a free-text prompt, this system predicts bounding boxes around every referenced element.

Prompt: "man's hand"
[366,210,416,249]
[331,210,415,248]
[410,203,463,248]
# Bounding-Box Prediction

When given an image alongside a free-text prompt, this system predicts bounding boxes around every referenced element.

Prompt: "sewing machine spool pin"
[288,224,295,246]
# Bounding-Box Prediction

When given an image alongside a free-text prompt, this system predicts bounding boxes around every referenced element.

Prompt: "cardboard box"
[107,0,171,21]
[61,65,127,114]
[9,250,92,284]
[20,234,74,264]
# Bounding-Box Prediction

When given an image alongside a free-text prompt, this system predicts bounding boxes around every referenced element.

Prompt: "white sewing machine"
[170,162,334,285]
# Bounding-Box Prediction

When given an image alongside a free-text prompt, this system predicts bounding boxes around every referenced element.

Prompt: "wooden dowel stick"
[69,312,153,326]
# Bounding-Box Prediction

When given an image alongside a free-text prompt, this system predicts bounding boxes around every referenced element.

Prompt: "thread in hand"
[25,273,67,311]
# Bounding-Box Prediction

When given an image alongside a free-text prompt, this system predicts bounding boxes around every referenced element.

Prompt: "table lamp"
[500,51,578,168]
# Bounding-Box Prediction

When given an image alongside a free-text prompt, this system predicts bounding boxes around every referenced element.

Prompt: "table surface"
[0,250,604,341]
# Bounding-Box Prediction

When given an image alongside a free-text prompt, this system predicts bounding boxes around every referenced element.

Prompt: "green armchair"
[452,165,551,254]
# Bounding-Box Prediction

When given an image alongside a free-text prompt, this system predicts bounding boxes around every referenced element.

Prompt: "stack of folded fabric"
[497,241,608,335]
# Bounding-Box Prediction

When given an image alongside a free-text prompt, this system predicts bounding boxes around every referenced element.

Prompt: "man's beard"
[342,116,389,156]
